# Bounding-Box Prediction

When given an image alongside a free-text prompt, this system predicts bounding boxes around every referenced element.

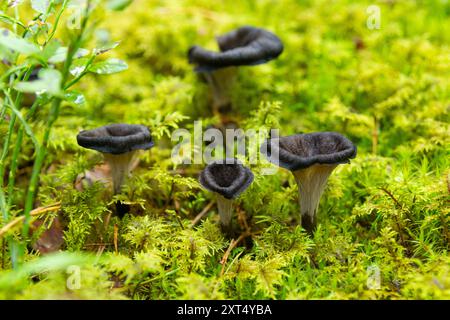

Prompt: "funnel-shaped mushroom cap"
[261,132,357,171]
[199,159,254,199]
[77,124,154,155]
[188,26,283,72]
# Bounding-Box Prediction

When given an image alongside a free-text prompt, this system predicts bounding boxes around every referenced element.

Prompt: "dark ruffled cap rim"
[260,132,357,171]
[77,123,154,155]
[188,26,283,72]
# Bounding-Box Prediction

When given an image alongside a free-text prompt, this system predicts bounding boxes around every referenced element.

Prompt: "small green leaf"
[0,44,15,63]
[64,91,85,105]
[39,39,61,61]
[93,41,120,55]
[89,58,128,74]
[48,47,89,64]
[15,68,62,96]
[69,57,90,76]
[31,0,51,14]
[0,28,40,55]
[107,0,133,11]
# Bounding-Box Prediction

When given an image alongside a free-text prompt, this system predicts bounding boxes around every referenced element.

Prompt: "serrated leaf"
[89,58,128,74]
[0,28,40,55]
[15,68,62,96]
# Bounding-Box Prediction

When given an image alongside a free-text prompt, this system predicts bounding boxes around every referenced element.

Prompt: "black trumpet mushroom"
[199,159,254,234]
[188,26,283,116]
[77,123,154,216]
[261,132,357,234]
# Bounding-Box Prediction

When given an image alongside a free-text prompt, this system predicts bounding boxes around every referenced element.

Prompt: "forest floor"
[0,0,448,299]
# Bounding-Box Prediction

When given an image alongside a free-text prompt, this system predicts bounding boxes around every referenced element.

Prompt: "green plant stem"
[6,99,41,209]
[0,53,33,272]
[0,103,6,125]
[2,0,63,215]
[0,94,20,221]
[0,91,38,267]
[0,65,28,82]
[21,101,59,238]
[0,13,26,30]
[46,0,69,44]
[0,189,6,222]
[5,131,22,209]
[64,54,96,89]
[22,2,92,239]
[5,127,23,210]
[0,103,16,201]
[0,68,34,195]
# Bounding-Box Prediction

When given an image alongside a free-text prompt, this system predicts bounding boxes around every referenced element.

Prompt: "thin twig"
[84,243,113,247]
[372,116,378,155]
[380,187,414,222]
[379,187,413,255]
[219,232,251,276]
[96,246,105,257]
[96,212,112,256]
[379,187,402,209]
[163,181,175,211]
[222,250,244,277]
[236,207,250,233]
[0,202,61,238]
[114,224,119,254]
[174,199,180,212]
[438,211,449,246]
[191,200,215,226]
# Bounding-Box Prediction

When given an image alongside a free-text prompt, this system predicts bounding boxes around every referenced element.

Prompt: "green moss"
[0,0,448,299]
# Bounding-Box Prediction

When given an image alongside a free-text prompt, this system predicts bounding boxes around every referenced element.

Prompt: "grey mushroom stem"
[203,67,237,115]
[216,194,234,229]
[292,164,337,234]
[103,151,137,194]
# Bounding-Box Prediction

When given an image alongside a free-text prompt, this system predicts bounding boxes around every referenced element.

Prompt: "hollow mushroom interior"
[209,163,240,228]
[199,161,254,231]
[209,163,241,187]
[278,133,353,159]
